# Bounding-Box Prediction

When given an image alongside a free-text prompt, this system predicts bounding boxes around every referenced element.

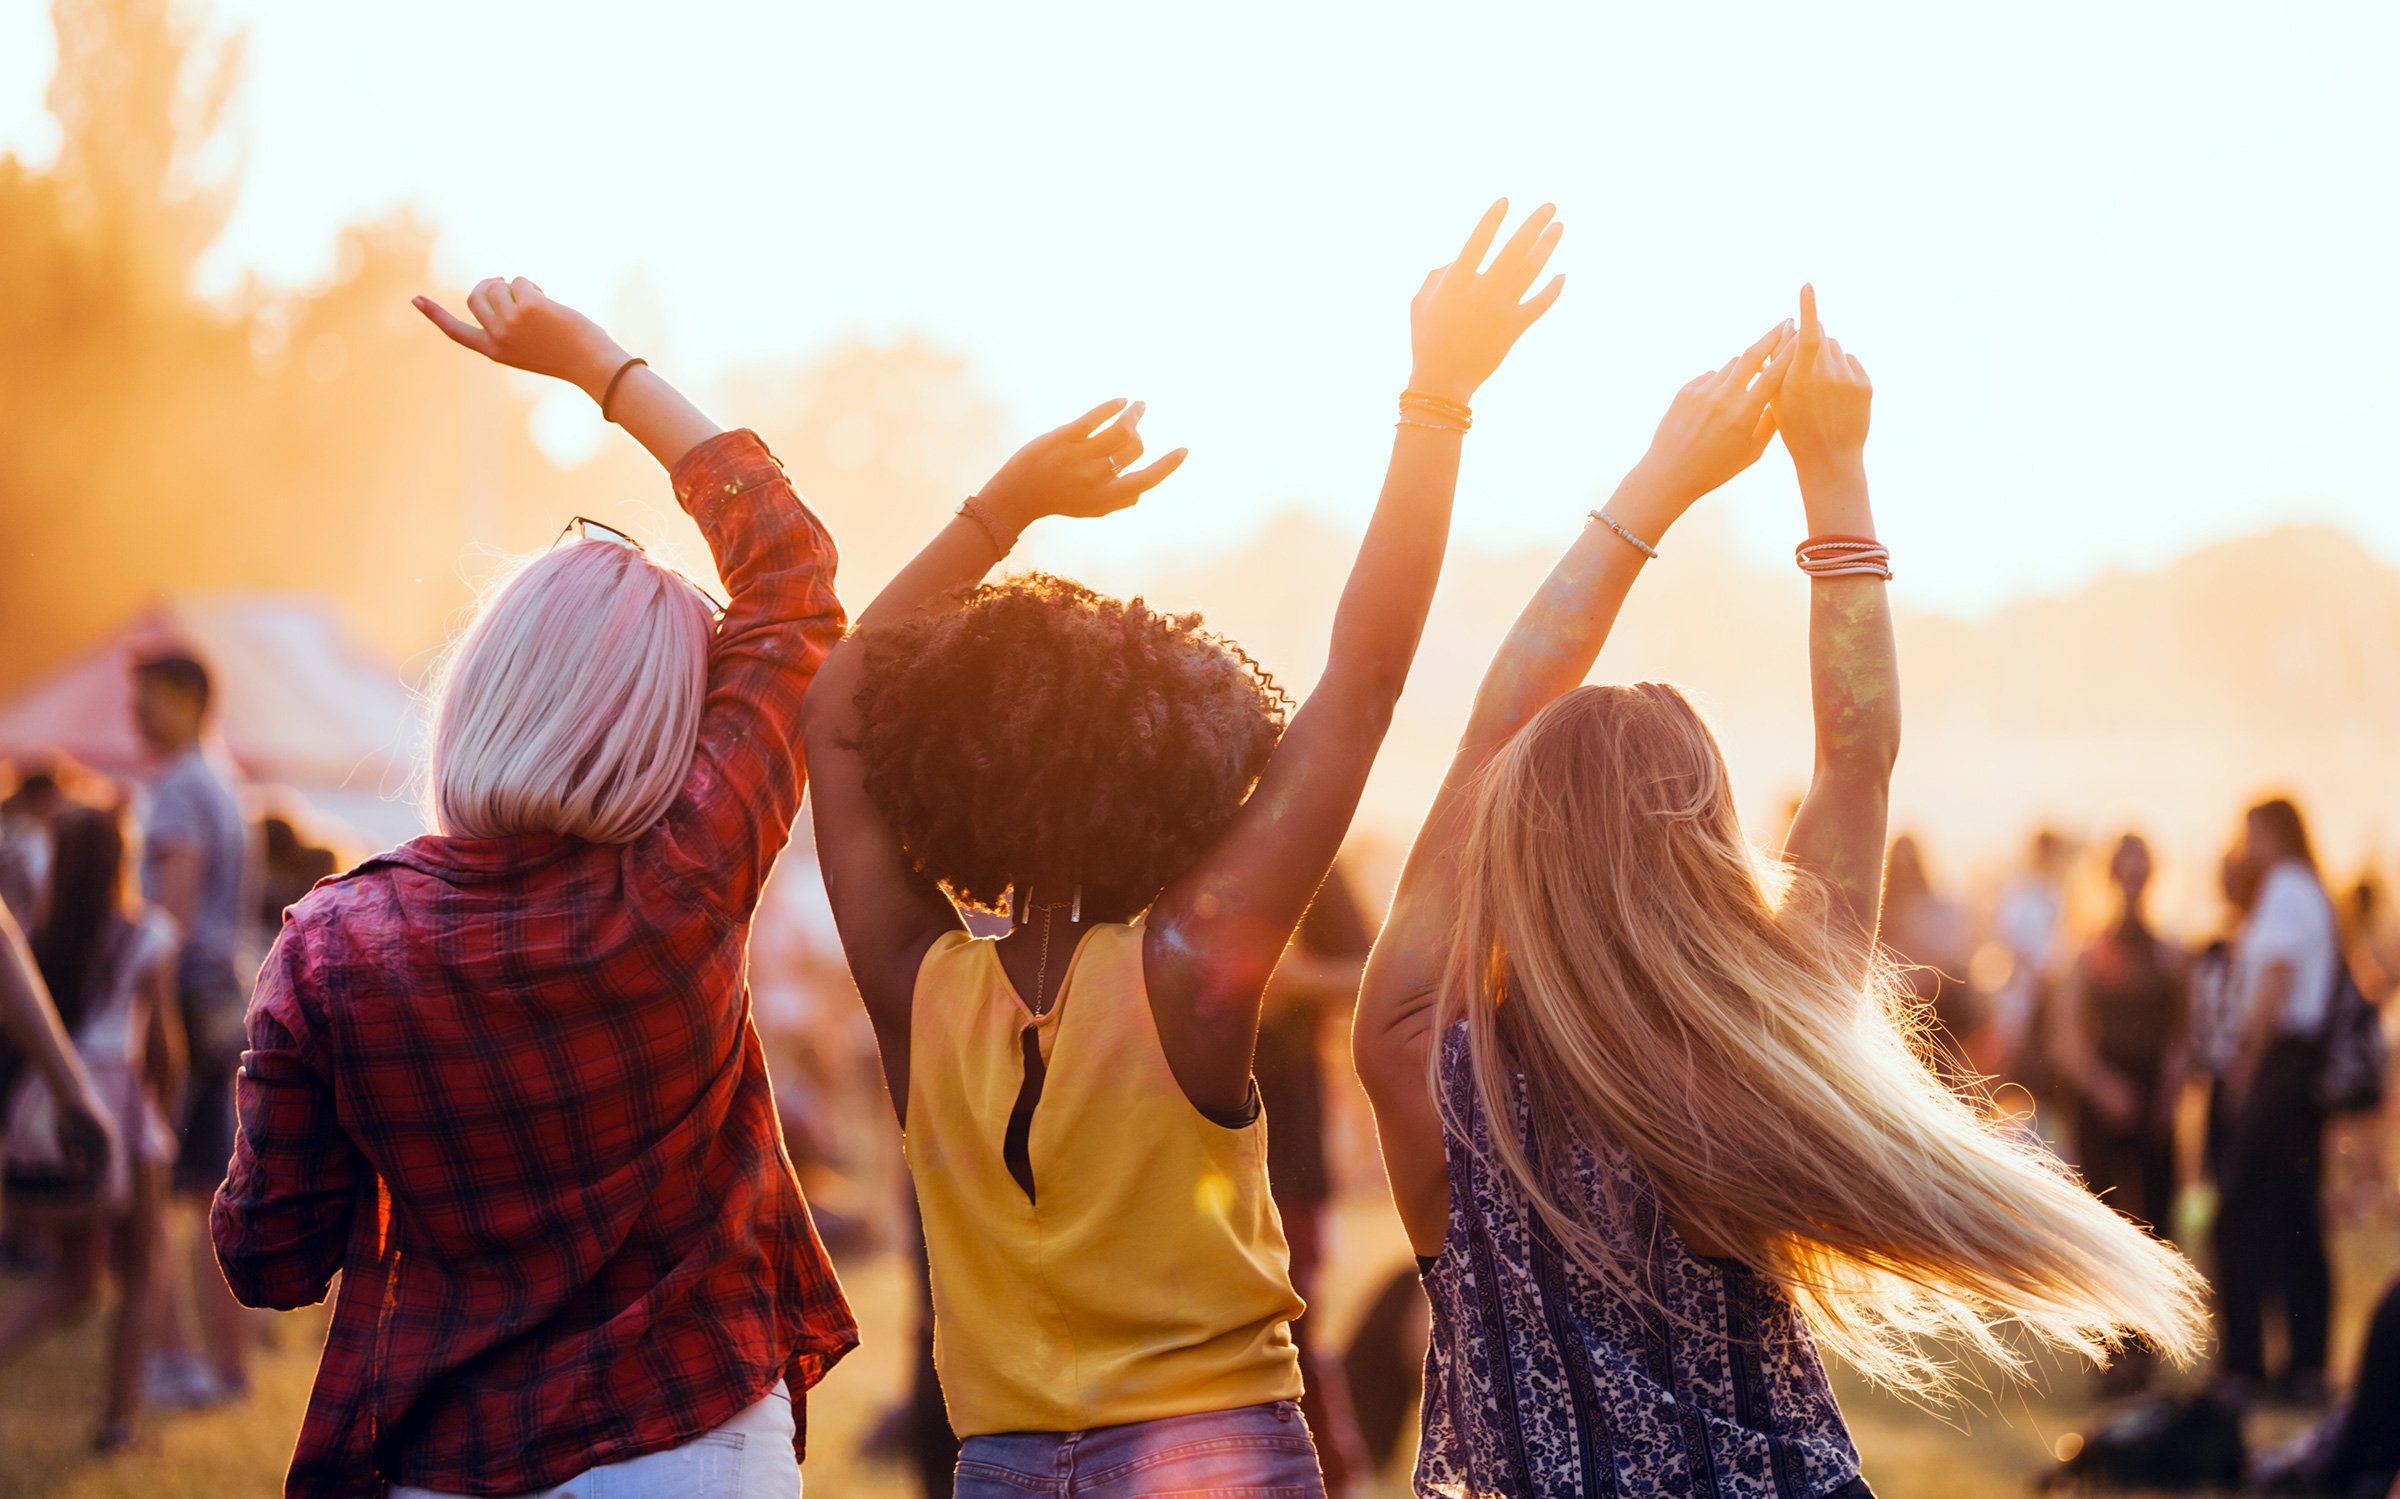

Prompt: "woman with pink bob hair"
[208,279,864,1499]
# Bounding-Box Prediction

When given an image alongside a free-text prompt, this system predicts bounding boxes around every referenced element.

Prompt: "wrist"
[1790,449,1868,493]
[1793,452,1872,532]
[1404,368,1477,408]
[972,484,1042,538]
[573,340,637,403]
[1608,460,1691,539]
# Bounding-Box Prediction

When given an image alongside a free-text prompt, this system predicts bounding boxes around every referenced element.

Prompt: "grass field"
[1,1201,2386,1498]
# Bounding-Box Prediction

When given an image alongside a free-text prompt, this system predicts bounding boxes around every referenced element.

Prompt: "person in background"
[1880,834,1986,1086]
[1990,827,2078,1105]
[0,762,74,930]
[126,649,255,1409]
[210,278,858,1499]
[805,201,1564,1498]
[2343,875,2398,1001]
[2050,832,2187,1394]
[2189,846,2262,1174]
[253,815,338,932]
[2249,1269,2400,1497]
[2328,873,2395,1228]
[0,901,116,1241]
[2216,796,2340,1404]
[0,759,79,1274]
[1352,288,2210,1498]
[0,804,184,1449]
[1255,861,1376,1494]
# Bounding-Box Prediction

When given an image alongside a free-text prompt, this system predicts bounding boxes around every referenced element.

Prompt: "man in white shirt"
[2214,796,2337,1401]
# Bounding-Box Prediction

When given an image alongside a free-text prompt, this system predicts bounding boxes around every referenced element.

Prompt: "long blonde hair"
[1437,683,2208,1395]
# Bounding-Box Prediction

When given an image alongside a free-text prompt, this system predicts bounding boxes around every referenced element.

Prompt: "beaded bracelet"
[957,496,1017,560]
[1396,389,1472,433]
[1399,390,1473,420]
[1589,509,1660,560]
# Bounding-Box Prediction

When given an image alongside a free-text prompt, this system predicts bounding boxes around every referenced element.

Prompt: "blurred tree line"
[0,0,1001,692]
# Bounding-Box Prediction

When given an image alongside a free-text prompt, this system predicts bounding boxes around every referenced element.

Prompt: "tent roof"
[0,595,426,843]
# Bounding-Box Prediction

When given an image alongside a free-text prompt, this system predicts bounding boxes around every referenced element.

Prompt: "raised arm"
[1775,285,1898,966]
[415,278,720,470]
[416,278,842,919]
[1134,202,1566,1117]
[802,405,1184,1094]
[1355,318,1796,1251]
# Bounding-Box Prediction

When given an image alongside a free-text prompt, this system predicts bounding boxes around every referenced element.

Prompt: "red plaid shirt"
[211,431,858,1498]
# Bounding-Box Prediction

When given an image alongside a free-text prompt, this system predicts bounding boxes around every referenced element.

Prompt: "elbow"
[1316,655,1407,735]
[209,1199,337,1311]
[798,655,857,744]
[1819,712,1901,784]
[1350,991,1434,1108]
[211,1244,331,1312]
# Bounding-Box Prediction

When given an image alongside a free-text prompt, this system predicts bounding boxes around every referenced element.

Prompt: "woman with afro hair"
[803,200,1564,1497]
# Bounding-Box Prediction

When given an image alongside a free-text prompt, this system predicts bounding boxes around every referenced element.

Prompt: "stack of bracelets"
[1794,535,1893,581]
[1396,389,1472,433]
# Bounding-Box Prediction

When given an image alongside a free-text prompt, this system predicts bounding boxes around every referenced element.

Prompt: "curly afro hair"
[853,573,1291,918]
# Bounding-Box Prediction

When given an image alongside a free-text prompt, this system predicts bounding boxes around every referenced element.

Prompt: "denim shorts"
[389,1382,799,1499]
[953,1400,1325,1497]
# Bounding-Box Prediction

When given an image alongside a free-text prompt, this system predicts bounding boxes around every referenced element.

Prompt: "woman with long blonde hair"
[1354,289,2209,1497]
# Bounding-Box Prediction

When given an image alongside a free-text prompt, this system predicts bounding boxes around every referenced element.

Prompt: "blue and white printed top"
[1415,1024,1866,1498]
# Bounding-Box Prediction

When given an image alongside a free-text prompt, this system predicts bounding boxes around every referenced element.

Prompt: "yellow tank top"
[904,920,1304,1437]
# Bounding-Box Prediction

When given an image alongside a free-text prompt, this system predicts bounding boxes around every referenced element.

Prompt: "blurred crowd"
[0,642,2394,1494]
[1884,813,2398,1493]
[0,650,344,1447]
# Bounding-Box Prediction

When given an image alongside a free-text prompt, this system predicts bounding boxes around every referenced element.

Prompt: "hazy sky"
[6,1,2396,613]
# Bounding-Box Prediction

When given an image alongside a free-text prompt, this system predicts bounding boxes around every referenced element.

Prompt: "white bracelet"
[1589,509,1660,560]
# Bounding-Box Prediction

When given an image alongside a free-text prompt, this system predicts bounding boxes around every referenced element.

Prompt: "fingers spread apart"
[1453,199,1509,273]
[1057,398,1131,441]
[1101,447,1188,508]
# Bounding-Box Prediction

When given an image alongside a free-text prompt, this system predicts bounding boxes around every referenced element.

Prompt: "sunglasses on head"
[555,516,727,615]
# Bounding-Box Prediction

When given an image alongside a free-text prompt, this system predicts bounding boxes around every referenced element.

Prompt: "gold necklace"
[1019,887,1084,1017]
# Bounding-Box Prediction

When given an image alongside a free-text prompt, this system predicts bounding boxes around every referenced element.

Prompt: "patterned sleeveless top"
[1416,1025,1868,1498]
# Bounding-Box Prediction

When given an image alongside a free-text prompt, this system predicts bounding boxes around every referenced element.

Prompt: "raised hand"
[1774,284,1873,482]
[976,399,1189,531]
[413,278,630,399]
[1627,319,1797,516]
[1408,200,1567,405]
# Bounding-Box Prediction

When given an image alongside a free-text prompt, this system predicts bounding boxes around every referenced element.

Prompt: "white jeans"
[390,1383,800,1499]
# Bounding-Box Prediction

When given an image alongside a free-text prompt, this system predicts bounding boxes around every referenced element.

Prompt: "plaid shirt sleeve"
[211,925,366,1311]
[641,430,846,920]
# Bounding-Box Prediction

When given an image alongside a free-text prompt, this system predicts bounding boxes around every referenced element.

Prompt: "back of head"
[2245,795,2316,873]
[429,541,714,844]
[1442,683,2208,1395]
[1882,834,1930,907]
[34,802,132,1034]
[1,766,62,822]
[852,573,1288,919]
